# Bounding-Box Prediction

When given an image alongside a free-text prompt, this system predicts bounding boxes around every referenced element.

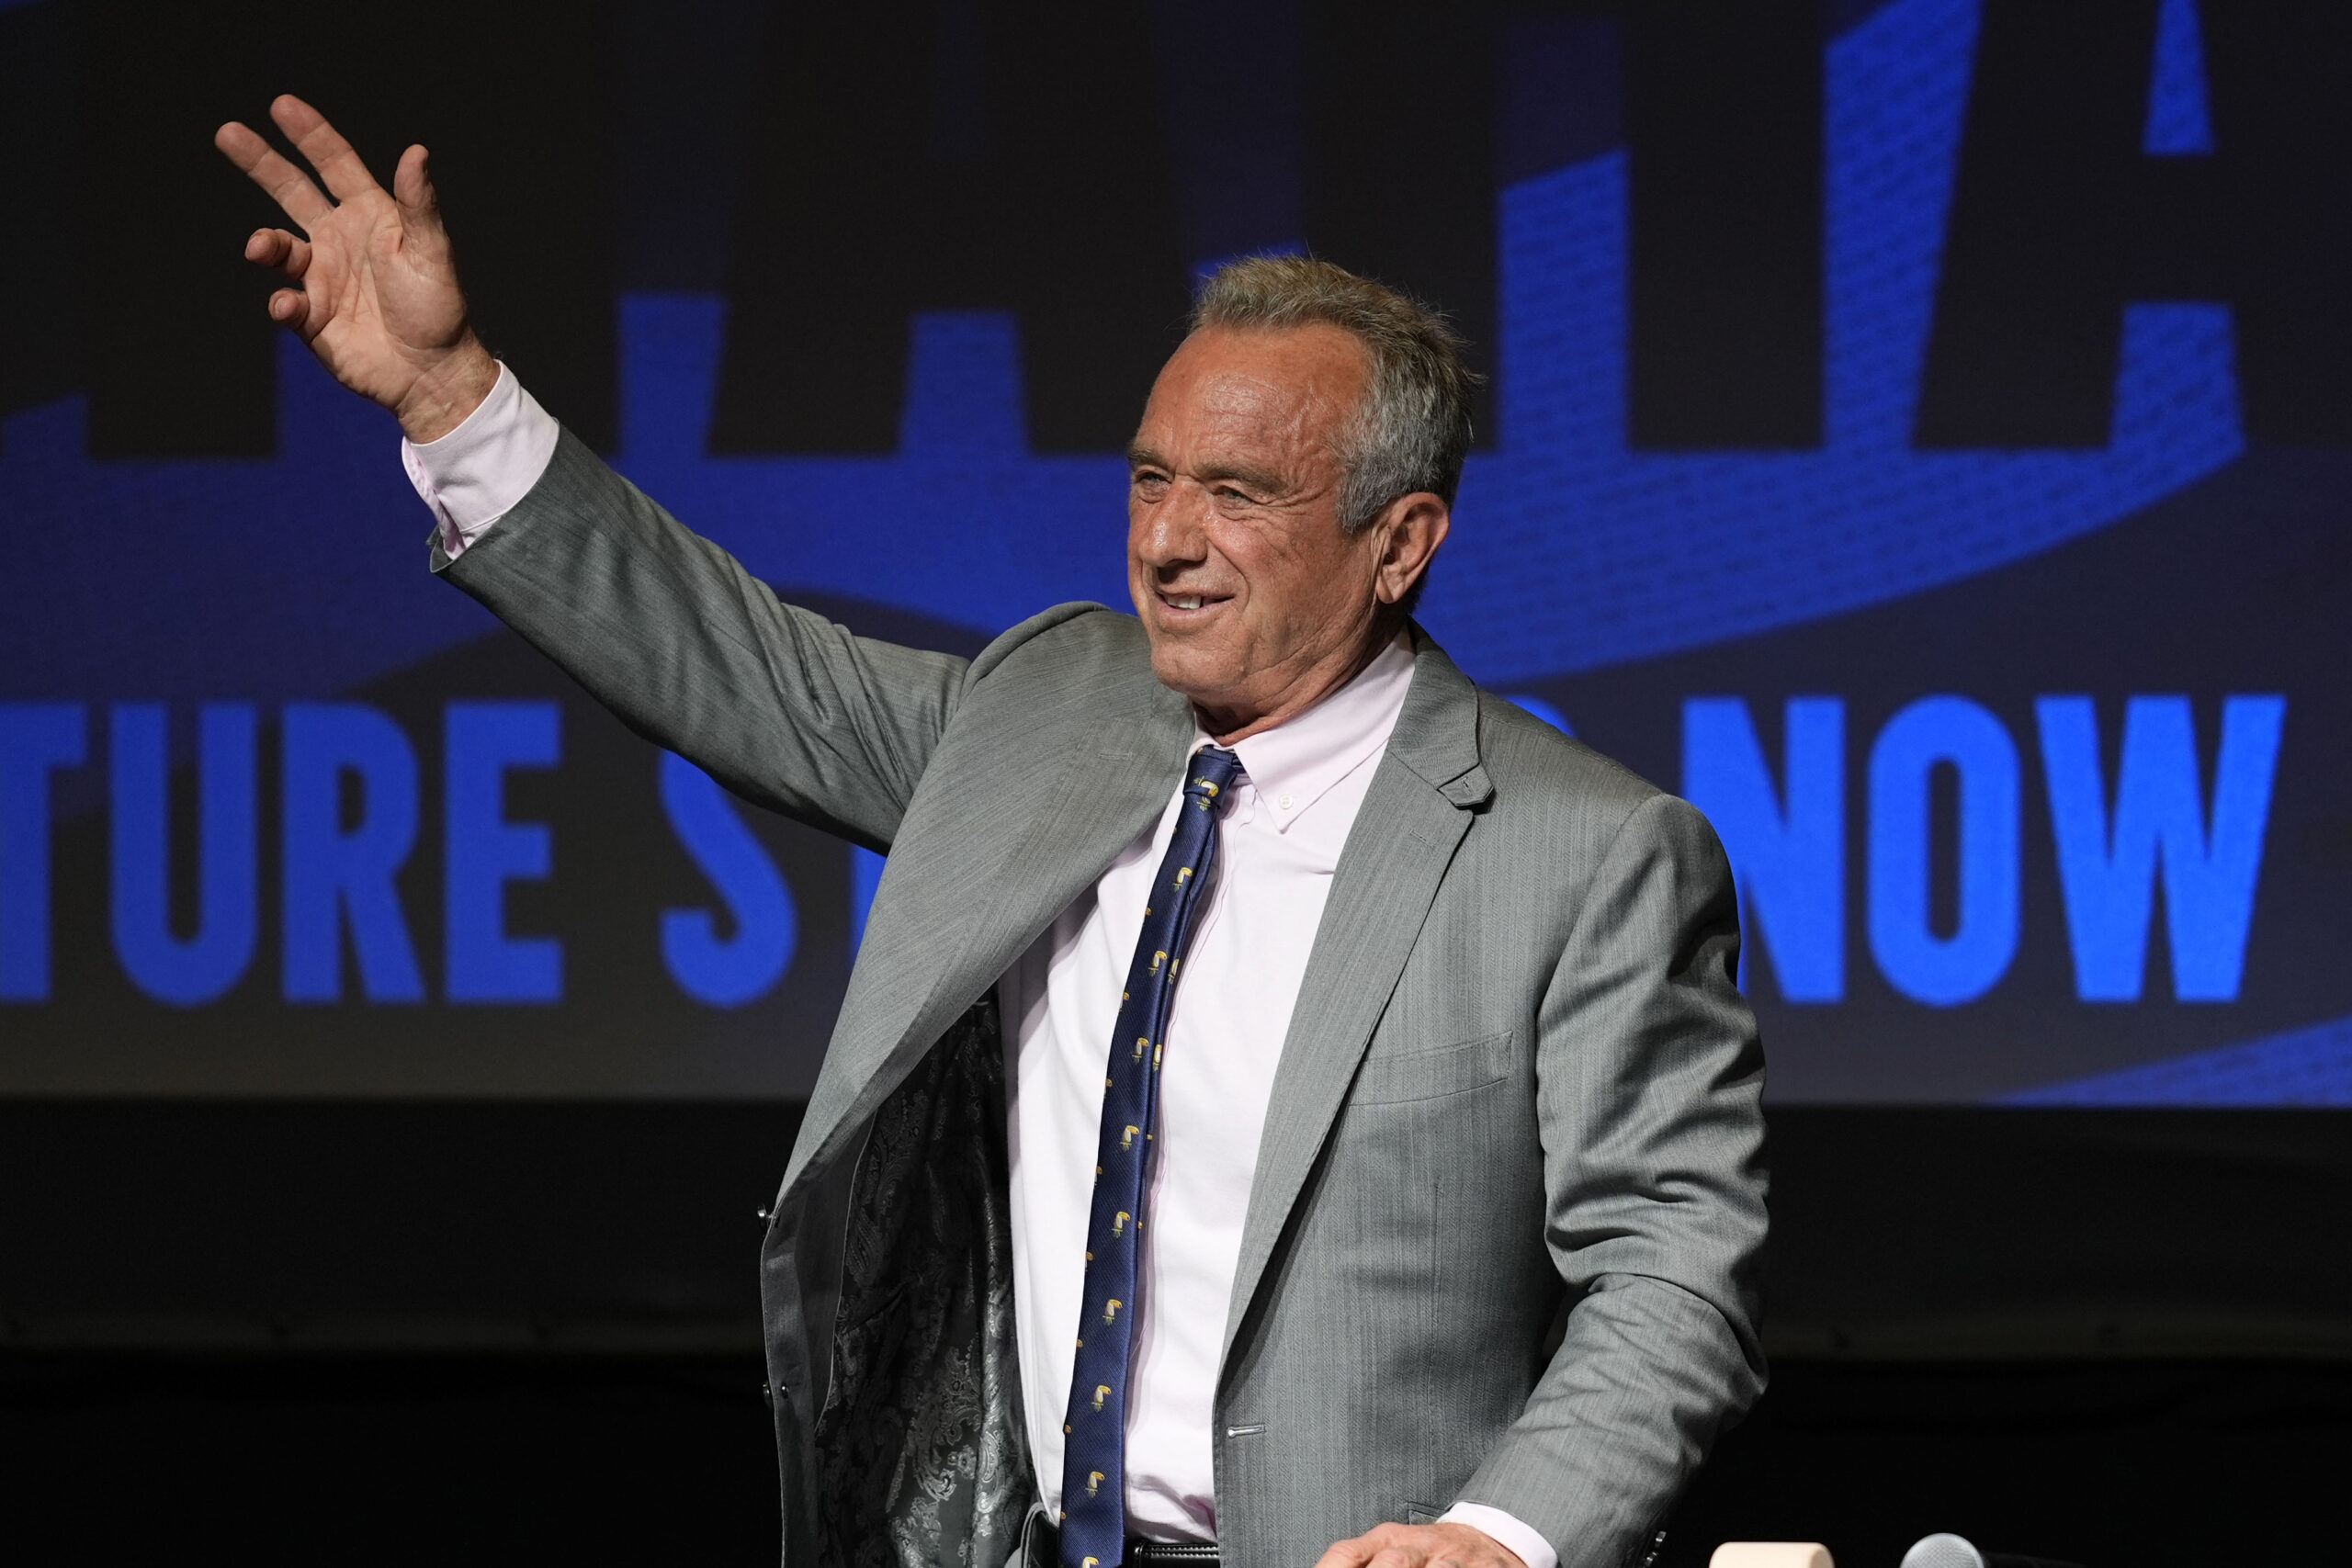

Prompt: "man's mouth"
[1158,591,1225,615]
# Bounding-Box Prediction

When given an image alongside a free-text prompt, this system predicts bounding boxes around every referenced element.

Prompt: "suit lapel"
[1220,632,1492,1368]
[783,649,1195,1200]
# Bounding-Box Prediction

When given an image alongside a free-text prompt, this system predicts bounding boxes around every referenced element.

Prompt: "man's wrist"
[1437,1505,1552,1568]
[395,337,500,444]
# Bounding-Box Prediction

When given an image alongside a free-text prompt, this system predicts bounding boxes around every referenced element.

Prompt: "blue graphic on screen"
[443,702,563,1003]
[0,705,87,1002]
[279,703,426,1004]
[109,704,257,1007]
[1863,697,2022,1010]
[2036,696,2284,1004]
[2005,1013,2352,1107]
[661,752,800,1007]
[0,0,2245,704]
[2,0,2343,1105]
[2144,0,2216,157]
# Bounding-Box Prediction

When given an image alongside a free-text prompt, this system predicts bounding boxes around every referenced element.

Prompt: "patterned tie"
[1057,744,1245,1568]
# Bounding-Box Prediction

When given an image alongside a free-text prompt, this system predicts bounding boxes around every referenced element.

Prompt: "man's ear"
[1372,493,1451,606]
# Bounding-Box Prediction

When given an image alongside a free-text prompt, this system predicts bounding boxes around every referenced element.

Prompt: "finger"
[391,143,452,264]
[215,119,333,229]
[392,143,434,212]
[266,287,311,332]
[1313,1537,1380,1568]
[270,93,385,205]
[243,227,313,279]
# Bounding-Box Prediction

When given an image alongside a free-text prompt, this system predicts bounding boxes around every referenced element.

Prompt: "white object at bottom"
[1708,1545,1835,1568]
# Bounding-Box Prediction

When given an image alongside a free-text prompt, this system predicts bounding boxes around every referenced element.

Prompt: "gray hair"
[1189,254,1477,534]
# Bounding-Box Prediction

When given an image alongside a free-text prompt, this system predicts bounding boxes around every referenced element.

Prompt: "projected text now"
[1686,694,2287,1007]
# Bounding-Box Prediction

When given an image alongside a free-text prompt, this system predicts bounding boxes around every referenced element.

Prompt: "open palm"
[216,96,493,439]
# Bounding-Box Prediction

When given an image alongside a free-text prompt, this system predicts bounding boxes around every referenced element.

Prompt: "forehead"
[1136,323,1369,460]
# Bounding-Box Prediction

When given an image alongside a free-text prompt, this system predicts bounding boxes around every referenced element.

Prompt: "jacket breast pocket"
[1347,1030,1514,1106]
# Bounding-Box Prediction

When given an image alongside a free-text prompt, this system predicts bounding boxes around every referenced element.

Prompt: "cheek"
[1255,535,1368,626]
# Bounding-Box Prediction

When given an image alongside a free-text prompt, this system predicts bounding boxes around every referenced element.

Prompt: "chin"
[1145,638,1233,708]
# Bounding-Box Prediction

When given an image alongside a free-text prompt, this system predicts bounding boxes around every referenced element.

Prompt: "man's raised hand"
[215,96,497,443]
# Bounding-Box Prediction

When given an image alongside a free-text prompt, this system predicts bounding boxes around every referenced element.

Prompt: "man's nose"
[1135,482,1210,570]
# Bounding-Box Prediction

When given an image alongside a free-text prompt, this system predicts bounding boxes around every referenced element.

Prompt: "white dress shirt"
[403,367,1555,1568]
[997,630,1413,1542]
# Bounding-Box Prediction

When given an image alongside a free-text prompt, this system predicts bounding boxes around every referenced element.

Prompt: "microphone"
[1900,1532,2085,1568]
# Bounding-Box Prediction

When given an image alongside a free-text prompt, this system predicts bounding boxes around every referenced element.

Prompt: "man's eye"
[1214,486,1250,502]
[1133,473,1169,494]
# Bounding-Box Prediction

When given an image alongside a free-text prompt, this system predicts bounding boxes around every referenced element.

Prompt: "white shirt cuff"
[1440,1504,1556,1568]
[400,362,561,561]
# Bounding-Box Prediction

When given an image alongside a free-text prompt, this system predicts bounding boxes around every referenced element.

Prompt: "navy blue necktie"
[1057,745,1245,1568]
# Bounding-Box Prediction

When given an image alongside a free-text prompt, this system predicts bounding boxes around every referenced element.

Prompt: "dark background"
[5,0,2350,1562]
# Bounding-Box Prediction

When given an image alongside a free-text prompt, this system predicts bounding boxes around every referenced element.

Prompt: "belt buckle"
[1126,1542,1221,1568]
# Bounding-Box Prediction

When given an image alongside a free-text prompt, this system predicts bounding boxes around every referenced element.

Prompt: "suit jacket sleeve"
[1458,792,1770,1566]
[433,429,969,849]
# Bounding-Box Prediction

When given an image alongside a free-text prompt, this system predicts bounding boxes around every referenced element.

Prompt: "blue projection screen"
[2,0,2346,1102]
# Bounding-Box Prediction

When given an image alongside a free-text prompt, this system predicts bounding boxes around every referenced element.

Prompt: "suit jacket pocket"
[1348,1030,1514,1106]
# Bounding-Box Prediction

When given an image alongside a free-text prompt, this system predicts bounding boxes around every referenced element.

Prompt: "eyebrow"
[1125,445,1293,498]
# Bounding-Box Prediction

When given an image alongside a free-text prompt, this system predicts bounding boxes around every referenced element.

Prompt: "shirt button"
[1277,792,1295,810]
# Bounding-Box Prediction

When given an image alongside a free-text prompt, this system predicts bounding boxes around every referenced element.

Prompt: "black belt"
[1020,1508,1218,1568]
[1125,1544,1219,1568]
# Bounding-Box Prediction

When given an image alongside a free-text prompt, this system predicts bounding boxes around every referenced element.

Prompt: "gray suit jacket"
[438,433,1769,1568]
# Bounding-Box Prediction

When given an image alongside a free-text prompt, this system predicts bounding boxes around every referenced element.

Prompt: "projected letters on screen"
[0,702,801,1011]
[1,0,2346,1102]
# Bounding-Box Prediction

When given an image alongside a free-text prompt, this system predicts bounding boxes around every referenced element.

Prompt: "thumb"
[393,144,449,255]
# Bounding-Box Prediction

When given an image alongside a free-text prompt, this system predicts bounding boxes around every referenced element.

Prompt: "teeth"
[1171,595,1203,610]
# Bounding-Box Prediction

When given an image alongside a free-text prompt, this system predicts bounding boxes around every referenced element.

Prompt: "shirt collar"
[1192,631,1417,832]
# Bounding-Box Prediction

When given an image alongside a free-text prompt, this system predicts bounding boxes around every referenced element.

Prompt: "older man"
[219,96,1766,1568]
